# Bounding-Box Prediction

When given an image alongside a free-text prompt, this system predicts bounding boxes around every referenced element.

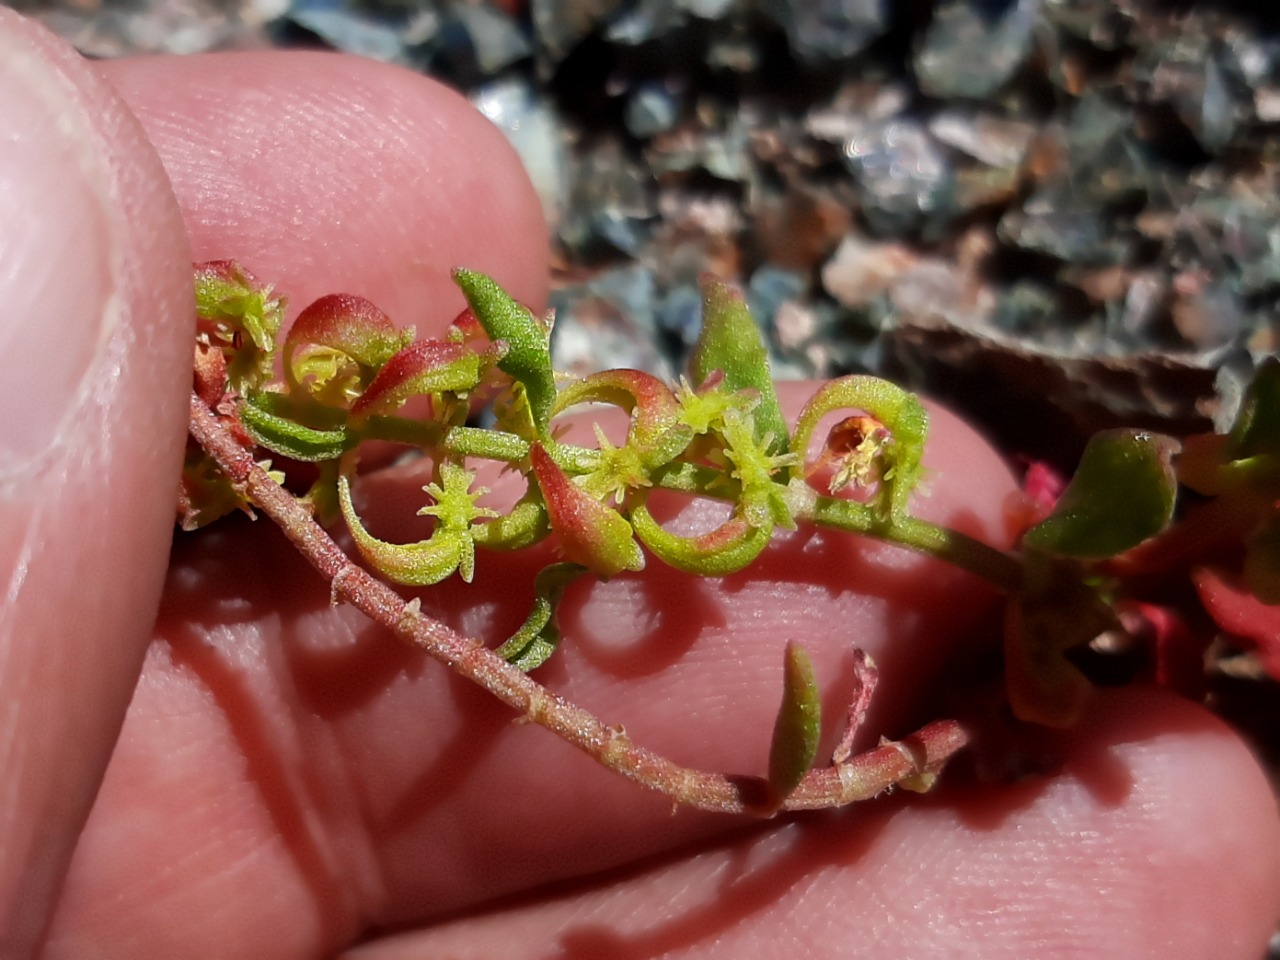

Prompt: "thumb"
[0,11,193,954]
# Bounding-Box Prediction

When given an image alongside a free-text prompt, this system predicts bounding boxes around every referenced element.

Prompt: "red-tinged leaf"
[192,339,228,408]
[351,340,490,417]
[1023,460,1067,514]
[1176,432,1230,496]
[446,306,488,345]
[1194,565,1280,681]
[767,640,822,806]
[285,294,409,367]
[554,369,682,454]
[630,501,772,575]
[1024,429,1180,559]
[1004,460,1069,539]
[529,442,644,578]
[193,260,283,392]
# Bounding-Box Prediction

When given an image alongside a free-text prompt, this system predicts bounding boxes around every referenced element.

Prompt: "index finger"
[97,50,550,334]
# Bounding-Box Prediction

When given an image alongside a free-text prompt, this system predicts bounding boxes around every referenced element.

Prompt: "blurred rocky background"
[14,0,1280,466]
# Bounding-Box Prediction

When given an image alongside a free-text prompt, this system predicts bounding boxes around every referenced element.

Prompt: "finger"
[0,11,193,952]
[343,690,1280,960]
[43,384,1020,957]
[97,51,550,334]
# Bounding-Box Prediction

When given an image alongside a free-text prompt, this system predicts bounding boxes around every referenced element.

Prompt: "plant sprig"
[182,261,1280,812]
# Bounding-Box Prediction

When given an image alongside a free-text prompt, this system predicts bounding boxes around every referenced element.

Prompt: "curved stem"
[352,415,1024,595]
[189,393,969,815]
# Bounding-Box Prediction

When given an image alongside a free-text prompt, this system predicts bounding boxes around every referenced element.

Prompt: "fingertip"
[347,691,1280,960]
[98,51,550,338]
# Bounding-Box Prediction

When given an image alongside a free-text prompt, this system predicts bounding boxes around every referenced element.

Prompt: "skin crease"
[0,11,1276,958]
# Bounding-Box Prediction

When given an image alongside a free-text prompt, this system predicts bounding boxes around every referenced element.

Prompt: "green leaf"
[238,391,353,462]
[1024,429,1179,558]
[790,376,928,523]
[338,465,489,586]
[453,269,556,435]
[690,276,789,457]
[1227,357,1280,462]
[630,501,772,575]
[495,563,587,670]
[553,368,690,469]
[767,641,822,805]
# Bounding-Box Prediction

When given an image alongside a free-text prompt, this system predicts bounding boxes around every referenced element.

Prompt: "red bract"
[529,442,644,578]
[447,306,488,345]
[1194,565,1280,681]
[554,369,682,453]
[350,339,496,417]
[1117,600,1205,698]
[286,294,404,363]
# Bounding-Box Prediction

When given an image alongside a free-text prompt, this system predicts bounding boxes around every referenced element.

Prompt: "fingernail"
[0,34,114,470]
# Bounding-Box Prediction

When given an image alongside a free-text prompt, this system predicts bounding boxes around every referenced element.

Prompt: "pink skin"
[0,10,1276,958]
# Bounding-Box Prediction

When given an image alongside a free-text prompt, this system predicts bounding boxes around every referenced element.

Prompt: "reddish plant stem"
[188,392,969,814]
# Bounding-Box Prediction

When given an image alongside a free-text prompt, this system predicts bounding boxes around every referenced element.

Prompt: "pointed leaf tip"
[453,269,556,433]
[529,443,645,578]
[767,640,822,805]
[690,275,789,457]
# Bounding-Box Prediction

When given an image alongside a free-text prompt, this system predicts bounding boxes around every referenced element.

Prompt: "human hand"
[2,11,1277,958]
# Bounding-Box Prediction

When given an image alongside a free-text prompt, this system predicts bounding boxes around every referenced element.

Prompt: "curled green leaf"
[690,276,789,457]
[554,368,688,463]
[453,269,556,434]
[1024,429,1179,559]
[630,501,772,576]
[495,562,587,670]
[283,293,413,404]
[529,442,645,578]
[790,376,928,523]
[338,461,495,586]
[238,391,353,462]
[767,640,822,806]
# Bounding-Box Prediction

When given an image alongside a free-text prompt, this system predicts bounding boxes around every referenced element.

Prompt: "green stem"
[803,496,1021,592]
[332,415,1024,593]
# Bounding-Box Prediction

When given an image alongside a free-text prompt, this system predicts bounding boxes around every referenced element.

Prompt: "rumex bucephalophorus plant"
[182,260,1280,814]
